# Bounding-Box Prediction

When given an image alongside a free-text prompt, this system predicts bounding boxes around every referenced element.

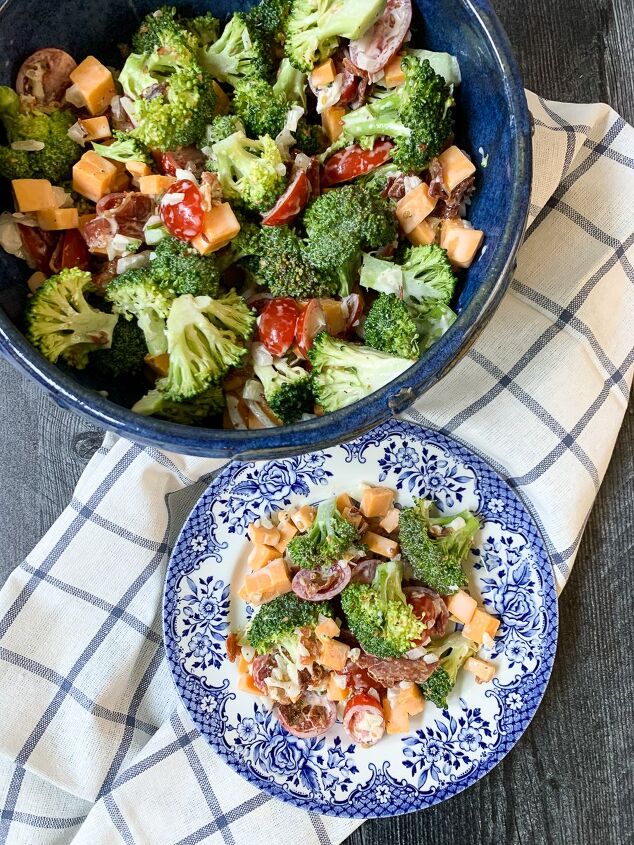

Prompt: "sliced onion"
[120,96,138,127]
[246,400,277,428]
[175,169,198,185]
[64,83,85,107]
[403,174,423,194]
[311,74,344,114]
[67,121,88,146]
[116,250,150,275]
[51,186,73,208]
[11,139,45,152]
[242,378,264,401]
[226,394,248,430]
[252,342,274,367]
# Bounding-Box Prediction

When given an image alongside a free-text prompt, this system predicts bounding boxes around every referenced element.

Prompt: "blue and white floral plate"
[163,419,558,818]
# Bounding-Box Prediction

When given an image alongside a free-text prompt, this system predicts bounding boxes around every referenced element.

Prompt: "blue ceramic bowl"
[0,0,531,459]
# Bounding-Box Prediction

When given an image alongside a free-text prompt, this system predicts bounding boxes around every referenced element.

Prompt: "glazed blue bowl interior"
[0,0,531,459]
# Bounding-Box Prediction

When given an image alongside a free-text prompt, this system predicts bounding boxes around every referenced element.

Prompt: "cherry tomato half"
[295,299,327,357]
[321,139,395,187]
[262,170,311,227]
[160,179,204,241]
[258,298,300,357]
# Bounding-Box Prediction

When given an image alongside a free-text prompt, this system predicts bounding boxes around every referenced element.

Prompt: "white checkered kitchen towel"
[0,92,633,844]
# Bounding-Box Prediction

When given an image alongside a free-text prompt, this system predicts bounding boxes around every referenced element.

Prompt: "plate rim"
[163,418,559,819]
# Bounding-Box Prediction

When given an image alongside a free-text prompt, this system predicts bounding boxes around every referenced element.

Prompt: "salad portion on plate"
[0,0,484,429]
[230,487,500,746]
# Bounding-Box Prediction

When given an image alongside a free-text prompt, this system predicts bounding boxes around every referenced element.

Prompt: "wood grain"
[0,0,632,842]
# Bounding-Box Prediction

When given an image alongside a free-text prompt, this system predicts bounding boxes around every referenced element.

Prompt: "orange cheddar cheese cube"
[247,544,280,571]
[322,105,347,143]
[275,519,299,553]
[70,56,116,115]
[384,53,406,87]
[464,656,496,683]
[315,617,340,639]
[342,506,366,531]
[237,654,249,674]
[326,674,349,702]
[438,145,476,193]
[12,179,56,212]
[191,203,241,255]
[126,160,152,179]
[73,151,119,202]
[407,218,436,246]
[383,698,410,734]
[311,58,337,87]
[248,523,281,547]
[321,298,348,335]
[212,81,231,115]
[36,208,79,231]
[364,531,399,559]
[290,504,316,532]
[462,608,500,646]
[379,507,400,534]
[396,182,437,233]
[79,116,111,141]
[238,672,264,696]
[239,557,291,606]
[440,220,484,269]
[144,353,170,377]
[360,487,394,519]
[138,174,176,196]
[336,492,353,512]
[446,589,477,625]
[319,639,350,672]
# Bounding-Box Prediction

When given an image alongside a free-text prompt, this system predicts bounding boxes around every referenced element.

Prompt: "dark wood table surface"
[1,1,633,842]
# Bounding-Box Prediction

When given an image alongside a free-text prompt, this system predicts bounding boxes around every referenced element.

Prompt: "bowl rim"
[0,0,532,460]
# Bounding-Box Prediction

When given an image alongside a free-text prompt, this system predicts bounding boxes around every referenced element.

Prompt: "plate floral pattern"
[163,419,558,818]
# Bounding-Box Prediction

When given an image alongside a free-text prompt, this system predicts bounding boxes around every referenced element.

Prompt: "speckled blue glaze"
[0,0,532,459]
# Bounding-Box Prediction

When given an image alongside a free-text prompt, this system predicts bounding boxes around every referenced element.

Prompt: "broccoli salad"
[230,487,499,746]
[0,0,485,429]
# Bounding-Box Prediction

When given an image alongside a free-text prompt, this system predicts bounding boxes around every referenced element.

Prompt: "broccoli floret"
[92,131,151,164]
[186,12,221,48]
[249,226,336,298]
[90,318,148,378]
[308,332,413,412]
[247,592,333,655]
[399,499,480,595]
[420,632,478,709]
[158,291,255,400]
[303,185,396,296]
[285,0,387,72]
[287,497,361,569]
[253,351,314,424]
[0,87,80,181]
[121,28,216,152]
[211,130,286,212]
[248,0,293,46]
[26,268,118,369]
[340,56,454,171]
[294,120,325,155]
[357,162,402,196]
[360,247,458,351]
[202,114,245,149]
[132,384,224,424]
[341,560,425,658]
[200,12,272,87]
[151,236,220,297]
[401,244,458,305]
[133,6,194,53]
[273,57,307,108]
[233,78,290,139]
[364,292,419,359]
[106,268,174,356]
